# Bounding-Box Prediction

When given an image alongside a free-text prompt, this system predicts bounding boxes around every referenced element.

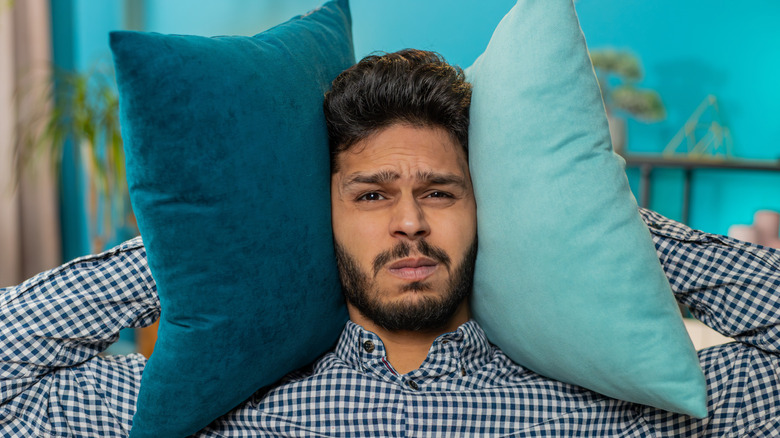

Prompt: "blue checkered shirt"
[2,208,780,437]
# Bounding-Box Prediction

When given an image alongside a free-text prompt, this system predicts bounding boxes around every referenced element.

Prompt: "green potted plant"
[589,49,665,153]
[15,63,135,253]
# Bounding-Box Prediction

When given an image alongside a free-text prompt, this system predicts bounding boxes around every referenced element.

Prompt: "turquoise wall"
[574,0,780,234]
[52,0,127,261]
[50,0,88,262]
[55,0,779,261]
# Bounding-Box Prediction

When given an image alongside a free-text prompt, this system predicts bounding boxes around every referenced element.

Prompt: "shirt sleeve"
[0,236,159,436]
[640,208,780,353]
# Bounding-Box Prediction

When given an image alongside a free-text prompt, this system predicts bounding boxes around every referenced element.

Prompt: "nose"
[390,195,431,240]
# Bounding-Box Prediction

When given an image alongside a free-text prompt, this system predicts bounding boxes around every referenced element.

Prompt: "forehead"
[333,124,470,179]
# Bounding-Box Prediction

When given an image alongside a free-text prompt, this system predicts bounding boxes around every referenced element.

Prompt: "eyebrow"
[344,169,399,186]
[343,170,467,188]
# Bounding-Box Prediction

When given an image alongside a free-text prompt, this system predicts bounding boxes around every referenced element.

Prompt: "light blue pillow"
[110,1,353,436]
[467,0,707,417]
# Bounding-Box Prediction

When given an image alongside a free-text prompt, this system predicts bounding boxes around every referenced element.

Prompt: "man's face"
[331,124,478,332]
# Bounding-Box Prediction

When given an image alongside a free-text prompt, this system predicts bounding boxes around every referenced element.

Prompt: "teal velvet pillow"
[110,1,353,436]
[467,0,707,417]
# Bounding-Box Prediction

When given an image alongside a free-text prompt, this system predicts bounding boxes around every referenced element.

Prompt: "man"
[326,49,476,375]
[2,49,780,436]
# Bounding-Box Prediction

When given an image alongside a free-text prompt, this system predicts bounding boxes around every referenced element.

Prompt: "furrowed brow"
[416,170,466,188]
[344,169,400,186]
[341,169,467,190]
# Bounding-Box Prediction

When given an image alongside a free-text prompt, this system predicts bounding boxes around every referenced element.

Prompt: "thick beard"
[334,237,477,332]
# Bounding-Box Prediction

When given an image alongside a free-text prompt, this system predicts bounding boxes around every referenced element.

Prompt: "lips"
[387,257,438,281]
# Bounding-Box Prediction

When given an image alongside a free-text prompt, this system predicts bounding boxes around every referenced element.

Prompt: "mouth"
[386,257,438,281]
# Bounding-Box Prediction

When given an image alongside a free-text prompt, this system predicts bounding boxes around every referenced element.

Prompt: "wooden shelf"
[620,154,780,224]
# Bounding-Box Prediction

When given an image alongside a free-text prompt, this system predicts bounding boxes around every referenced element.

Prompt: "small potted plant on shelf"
[589,48,666,154]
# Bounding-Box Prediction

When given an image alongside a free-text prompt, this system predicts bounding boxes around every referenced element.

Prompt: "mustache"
[372,240,451,277]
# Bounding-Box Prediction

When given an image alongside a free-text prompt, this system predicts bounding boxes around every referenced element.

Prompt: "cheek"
[331,198,353,241]
[430,208,477,248]
[437,223,475,257]
[332,208,387,261]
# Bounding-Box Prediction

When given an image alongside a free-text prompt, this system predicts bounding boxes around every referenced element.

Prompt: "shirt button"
[363,340,375,353]
[407,380,419,390]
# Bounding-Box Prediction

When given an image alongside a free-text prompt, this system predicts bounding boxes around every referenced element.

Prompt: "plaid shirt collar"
[332,320,496,384]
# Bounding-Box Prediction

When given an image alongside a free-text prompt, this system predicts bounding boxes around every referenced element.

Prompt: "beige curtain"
[0,0,61,288]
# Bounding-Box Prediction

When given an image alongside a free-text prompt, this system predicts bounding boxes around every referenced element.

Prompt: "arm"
[640,208,780,353]
[1,236,159,435]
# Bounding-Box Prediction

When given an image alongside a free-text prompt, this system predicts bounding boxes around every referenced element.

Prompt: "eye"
[425,191,453,199]
[357,192,386,202]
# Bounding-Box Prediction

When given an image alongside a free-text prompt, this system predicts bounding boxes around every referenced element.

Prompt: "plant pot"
[607,113,627,155]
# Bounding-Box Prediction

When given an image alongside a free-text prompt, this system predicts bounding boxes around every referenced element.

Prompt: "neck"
[348,301,470,375]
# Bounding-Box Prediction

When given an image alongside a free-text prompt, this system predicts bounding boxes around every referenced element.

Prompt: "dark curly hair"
[323,49,472,173]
